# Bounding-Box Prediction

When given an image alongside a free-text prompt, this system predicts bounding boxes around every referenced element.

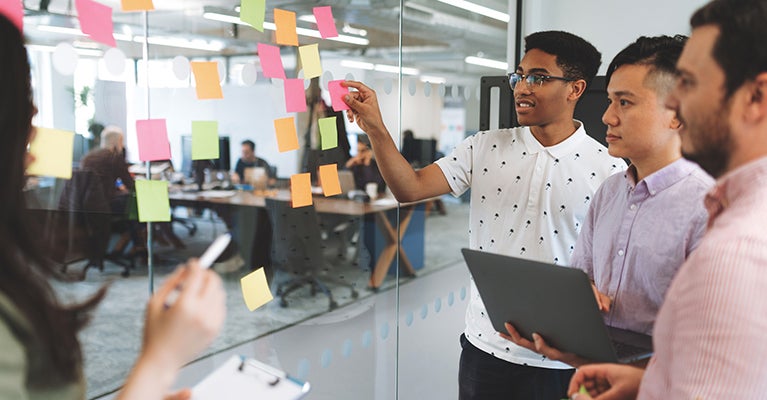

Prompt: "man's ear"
[744,72,767,124]
[669,111,682,130]
[568,79,587,101]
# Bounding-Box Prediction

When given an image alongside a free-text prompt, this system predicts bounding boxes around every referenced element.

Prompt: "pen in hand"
[163,233,232,309]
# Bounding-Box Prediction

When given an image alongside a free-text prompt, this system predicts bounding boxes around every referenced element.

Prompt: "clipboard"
[191,355,311,400]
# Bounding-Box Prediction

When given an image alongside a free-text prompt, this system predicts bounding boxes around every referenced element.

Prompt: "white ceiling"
[23,0,510,83]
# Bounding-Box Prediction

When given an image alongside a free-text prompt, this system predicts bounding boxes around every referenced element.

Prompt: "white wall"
[376,77,444,142]
[512,0,709,74]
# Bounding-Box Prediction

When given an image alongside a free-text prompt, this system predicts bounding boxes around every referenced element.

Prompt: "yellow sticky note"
[274,117,299,153]
[121,0,154,11]
[191,61,224,100]
[27,128,74,179]
[290,173,313,208]
[135,180,171,222]
[274,8,298,46]
[298,43,322,79]
[240,267,273,311]
[192,121,220,160]
[319,164,341,197]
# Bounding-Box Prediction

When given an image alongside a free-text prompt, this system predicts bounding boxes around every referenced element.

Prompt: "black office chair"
[56,169,137,278]
[265,198,358,310]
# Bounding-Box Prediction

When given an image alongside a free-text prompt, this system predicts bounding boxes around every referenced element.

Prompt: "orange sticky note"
[290,173,312,208]
[27,128,75,179]
[274,8,298,46]
[240,267,273,311]
[274,117,299,153]
[319,164,342,197]
[120,0,153,11]
[191,61,223,100]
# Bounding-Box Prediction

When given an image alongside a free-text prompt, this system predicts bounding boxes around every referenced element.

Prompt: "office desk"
[169,189,425,289]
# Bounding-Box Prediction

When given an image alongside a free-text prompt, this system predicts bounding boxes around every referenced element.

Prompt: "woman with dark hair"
[0,13,225,400]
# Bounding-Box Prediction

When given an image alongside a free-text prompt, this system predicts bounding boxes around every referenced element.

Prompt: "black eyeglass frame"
[507,72,574,90]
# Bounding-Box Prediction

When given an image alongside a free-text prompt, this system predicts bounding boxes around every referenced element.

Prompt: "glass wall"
[21,1,509,398]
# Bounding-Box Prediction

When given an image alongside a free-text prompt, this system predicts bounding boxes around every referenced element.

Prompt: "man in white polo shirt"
[343,31,624,400]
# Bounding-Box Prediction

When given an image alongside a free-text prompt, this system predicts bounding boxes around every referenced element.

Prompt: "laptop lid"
[338,170,356,194]
[461,248,652,363]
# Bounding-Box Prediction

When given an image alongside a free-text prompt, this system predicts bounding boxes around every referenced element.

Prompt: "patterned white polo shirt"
[435,121,625,368]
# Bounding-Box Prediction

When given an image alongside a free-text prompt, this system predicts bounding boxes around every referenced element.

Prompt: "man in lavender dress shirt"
[501,36,713,367]
[569,0,767,398]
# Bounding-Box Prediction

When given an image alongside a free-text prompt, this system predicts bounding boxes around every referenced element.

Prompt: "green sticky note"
[318,116,338,150]
[135,180,171,222]
[240,0,265,31]
[192,121,220,160]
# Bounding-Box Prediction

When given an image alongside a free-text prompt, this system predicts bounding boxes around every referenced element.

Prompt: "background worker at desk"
[501,35,713,368]
[345,134,386,197]
[232,139,275,185]
[343,30,625,399]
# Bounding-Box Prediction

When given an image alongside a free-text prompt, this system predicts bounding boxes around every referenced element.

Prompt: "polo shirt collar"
[522,120,588,159]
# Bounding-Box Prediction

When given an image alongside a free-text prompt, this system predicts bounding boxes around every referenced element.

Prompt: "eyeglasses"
[508,72,573,90]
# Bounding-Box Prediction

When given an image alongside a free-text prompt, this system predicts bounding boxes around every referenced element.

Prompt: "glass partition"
[21,1,509,398]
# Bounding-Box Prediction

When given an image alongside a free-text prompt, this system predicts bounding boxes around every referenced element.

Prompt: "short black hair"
[691,0,767,98]
[524,31,602,90]
[241,139,255,151]
[605,35,688,94]
[357,134,371,148]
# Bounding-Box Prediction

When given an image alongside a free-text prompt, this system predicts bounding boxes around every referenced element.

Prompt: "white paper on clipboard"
[191,355,311,400]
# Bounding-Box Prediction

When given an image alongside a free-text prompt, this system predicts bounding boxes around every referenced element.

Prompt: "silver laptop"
[461,248,653,363]
[338,170,356,194]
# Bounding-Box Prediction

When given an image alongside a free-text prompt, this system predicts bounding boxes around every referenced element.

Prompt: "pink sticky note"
[136,119,171,162]
[313,6,338,39]
[284,79,307,113]
[328,80,350,112]
[0,0,23,32]
[257,43,286,79]
[75,0,116,47]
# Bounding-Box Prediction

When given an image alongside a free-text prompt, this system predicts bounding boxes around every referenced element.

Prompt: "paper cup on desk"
[365,182,378,200]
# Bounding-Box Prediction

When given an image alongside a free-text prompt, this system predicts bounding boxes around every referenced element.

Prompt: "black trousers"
[458,334,574,400]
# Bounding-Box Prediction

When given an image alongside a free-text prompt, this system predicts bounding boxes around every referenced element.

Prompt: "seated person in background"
[0,14,225,399]
[233,139,275,185]
[501,35,714,367]
[345,134,386,196]
[79,125,134,213]
[400,129,418,166]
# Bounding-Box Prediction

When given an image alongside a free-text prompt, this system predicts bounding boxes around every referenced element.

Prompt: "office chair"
[56,169,137,278]
[265,198,358,310]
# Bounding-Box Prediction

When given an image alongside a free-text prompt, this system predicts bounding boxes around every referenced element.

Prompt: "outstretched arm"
[342,80,451,202]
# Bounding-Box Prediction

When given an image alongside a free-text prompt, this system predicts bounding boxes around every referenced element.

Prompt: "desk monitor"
[181,135,231,177]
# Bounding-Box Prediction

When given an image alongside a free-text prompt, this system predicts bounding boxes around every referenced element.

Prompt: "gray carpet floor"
[57,198,470,399]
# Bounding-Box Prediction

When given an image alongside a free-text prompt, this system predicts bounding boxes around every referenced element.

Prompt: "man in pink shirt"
[568,0,767,398]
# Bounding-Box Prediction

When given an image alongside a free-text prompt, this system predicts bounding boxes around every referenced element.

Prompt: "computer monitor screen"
[72,134,92,163]
[402,138,436,168]
[574,76,608,148]
[181,135,231,176]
